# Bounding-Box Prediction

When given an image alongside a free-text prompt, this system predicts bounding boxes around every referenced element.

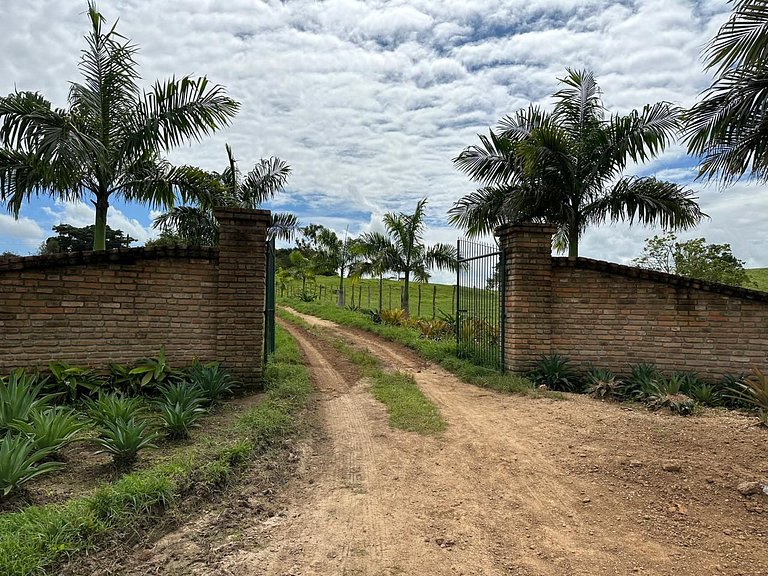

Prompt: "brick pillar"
[214,208,271,388]
[496,223,556,373]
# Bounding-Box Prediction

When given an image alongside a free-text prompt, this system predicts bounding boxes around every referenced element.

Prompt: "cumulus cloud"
[41,201,156,245]
[1,0,763,267]
[0,214,46,254]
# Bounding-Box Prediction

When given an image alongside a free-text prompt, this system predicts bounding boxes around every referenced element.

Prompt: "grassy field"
[747,268,768,291]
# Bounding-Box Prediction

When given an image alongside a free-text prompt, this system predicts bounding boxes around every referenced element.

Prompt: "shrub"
[584,367,622,400]
[415,319,451,340]
[364,308,382,324]
[93,418,160,468]
[717,373,750,409]
[84,392,147,428]
[380,308,406,326]
[108,363,139,394]
[644,377,696,415]
[0,432,64,497]
[686,383,720,406]
[10,407,90,453]
[155,382,206,439]
[187,361,238,404]
[529,354,578,392]
[726,367,768,423]
[47,361,104,402]
[0,370,55,433]
[129,347,176,393]
[625,363,662,400]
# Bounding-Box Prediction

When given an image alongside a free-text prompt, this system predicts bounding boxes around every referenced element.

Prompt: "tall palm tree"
[0,2,238,250]
[685,0,768,185]
[450,69,704,258]
[383,198,457,315]
[311,227,360,307]
[153,144,296,243]
[351,231,397,312]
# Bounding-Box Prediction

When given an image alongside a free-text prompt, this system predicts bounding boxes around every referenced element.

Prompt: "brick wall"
[0,209,270,387]
[497,224,768,380]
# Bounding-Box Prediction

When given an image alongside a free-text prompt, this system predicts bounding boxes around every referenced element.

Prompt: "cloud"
[41,201,157,246]
[1,0,763,269]
[0,214,45,254]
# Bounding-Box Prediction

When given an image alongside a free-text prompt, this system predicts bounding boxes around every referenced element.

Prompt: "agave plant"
[0,432,65,497]
[380,308,407,326]
[93,418,160,468]
[529,354,578,392]
[11,407,90,453]
[84,392,147,428]
[726,367,768,424]
[187,361,239,404]
[0,370,56,432]
[644,377,696,415]
[155,383,207,440]
[584,367,622,400]
[624,363,662,400]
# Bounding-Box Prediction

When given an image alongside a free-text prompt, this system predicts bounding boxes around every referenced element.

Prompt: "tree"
[351,231,397,312]
[450,69,704,258]
[153,144,295,244]
[633,231,751,286]
[0,2,238,250]
[311,227,361,307]
[382,198,457,315]
[38,224,135,254]
[685,1,768,184]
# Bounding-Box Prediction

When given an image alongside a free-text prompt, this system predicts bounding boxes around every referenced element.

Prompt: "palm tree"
[685,0,768,185]
[351,231,397,312]
[0,2,238,250]
[152,144,296,243]
[383,198,457,315]
[450,69,704,258]
[311,227,360,307]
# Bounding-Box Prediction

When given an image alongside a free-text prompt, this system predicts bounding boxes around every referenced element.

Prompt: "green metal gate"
[264,238,276,362]
[456,239,504,371]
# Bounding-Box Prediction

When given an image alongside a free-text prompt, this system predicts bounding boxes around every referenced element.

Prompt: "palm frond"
[269,211,298,241]
[552,68,604,136]
[585,177,706,229]
[152,205,219,246]
[705,0,768,74]
[240,157,291,206]
[453,130,522,186]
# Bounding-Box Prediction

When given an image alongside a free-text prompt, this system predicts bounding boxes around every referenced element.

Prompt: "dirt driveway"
[94,310,768,575]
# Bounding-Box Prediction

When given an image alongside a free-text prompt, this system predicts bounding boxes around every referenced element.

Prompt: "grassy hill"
[747,268,768,292]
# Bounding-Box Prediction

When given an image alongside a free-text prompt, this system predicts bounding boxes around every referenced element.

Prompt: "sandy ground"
[79,309,768,575]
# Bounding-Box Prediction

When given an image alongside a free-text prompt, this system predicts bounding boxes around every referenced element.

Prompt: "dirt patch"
[73,311,768,575]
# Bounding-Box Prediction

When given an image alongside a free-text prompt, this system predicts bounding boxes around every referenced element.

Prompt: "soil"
[68,309,768,575]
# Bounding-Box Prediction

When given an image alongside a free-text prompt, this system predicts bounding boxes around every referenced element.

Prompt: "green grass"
[278,298,554,400]
[280,311,447,435]
[0,326,311,576]
[747,268,768,292]
[280,275,459,319]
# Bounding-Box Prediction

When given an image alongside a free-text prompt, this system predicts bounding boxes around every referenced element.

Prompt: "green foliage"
[686,382,720,406]
[84,393,147,428]
[370,372,447,435]
[0,370,54,433]
[415,319,452,340]
[0,433,64,497]
[108,363,139,394]
[93,418,160,468]
[584,367,622,400]
[625,363,662,400]
[452,69,702,257]
[529,354,578,392]
[726,367,768,419]
[633,232,750,287]
[187,361,238,404]
[129,347,175,392]
[155,382,206,439]
[380,308,407,326]
[47,361,104,402]
[747,268,768,291]
[0,2,238,250]
[10,407,89,453]
[38,224,135,255]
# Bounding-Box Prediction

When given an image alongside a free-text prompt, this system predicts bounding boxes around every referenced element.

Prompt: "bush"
[380,308,407,326]
[10,407,89,453]
[47,361,104,402]
[529,354,578,392]
[0,370,55,433]
[726,367,768,424]
[187,361,238,404]
[625,363,662,400]
[0,433,64,497]
[129,347,176,394]
[584,367,621,400]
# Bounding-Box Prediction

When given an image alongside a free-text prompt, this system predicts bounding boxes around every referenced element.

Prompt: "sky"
[0,0,765,279]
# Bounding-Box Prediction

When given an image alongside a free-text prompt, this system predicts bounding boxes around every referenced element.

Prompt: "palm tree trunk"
[93,193,109,251]
[401,271,410,315]
[567,225,579,259]
[378,274,383,311]
[337,266,345,308]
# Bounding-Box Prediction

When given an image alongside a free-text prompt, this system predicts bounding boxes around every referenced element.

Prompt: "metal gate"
[456,239,504,371]
[264,237,276,362]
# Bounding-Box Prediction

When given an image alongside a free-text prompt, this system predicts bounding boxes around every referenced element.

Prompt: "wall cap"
[495,222,558,237]
[214,207,272,222]
[0,246,218,273]
[554,256,768,302]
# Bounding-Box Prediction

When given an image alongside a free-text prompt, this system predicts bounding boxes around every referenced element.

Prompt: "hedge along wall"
[497,223,768,381]
[0,208,270,387]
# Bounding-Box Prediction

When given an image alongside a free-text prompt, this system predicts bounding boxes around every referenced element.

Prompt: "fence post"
[417,284,422,317]
[432,285,437,319]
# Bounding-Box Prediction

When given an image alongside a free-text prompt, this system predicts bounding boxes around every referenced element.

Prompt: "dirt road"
[96,311,768,575]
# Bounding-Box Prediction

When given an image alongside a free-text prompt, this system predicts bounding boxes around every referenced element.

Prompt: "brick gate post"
[496,223,557,373]
[214,208,271,388]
